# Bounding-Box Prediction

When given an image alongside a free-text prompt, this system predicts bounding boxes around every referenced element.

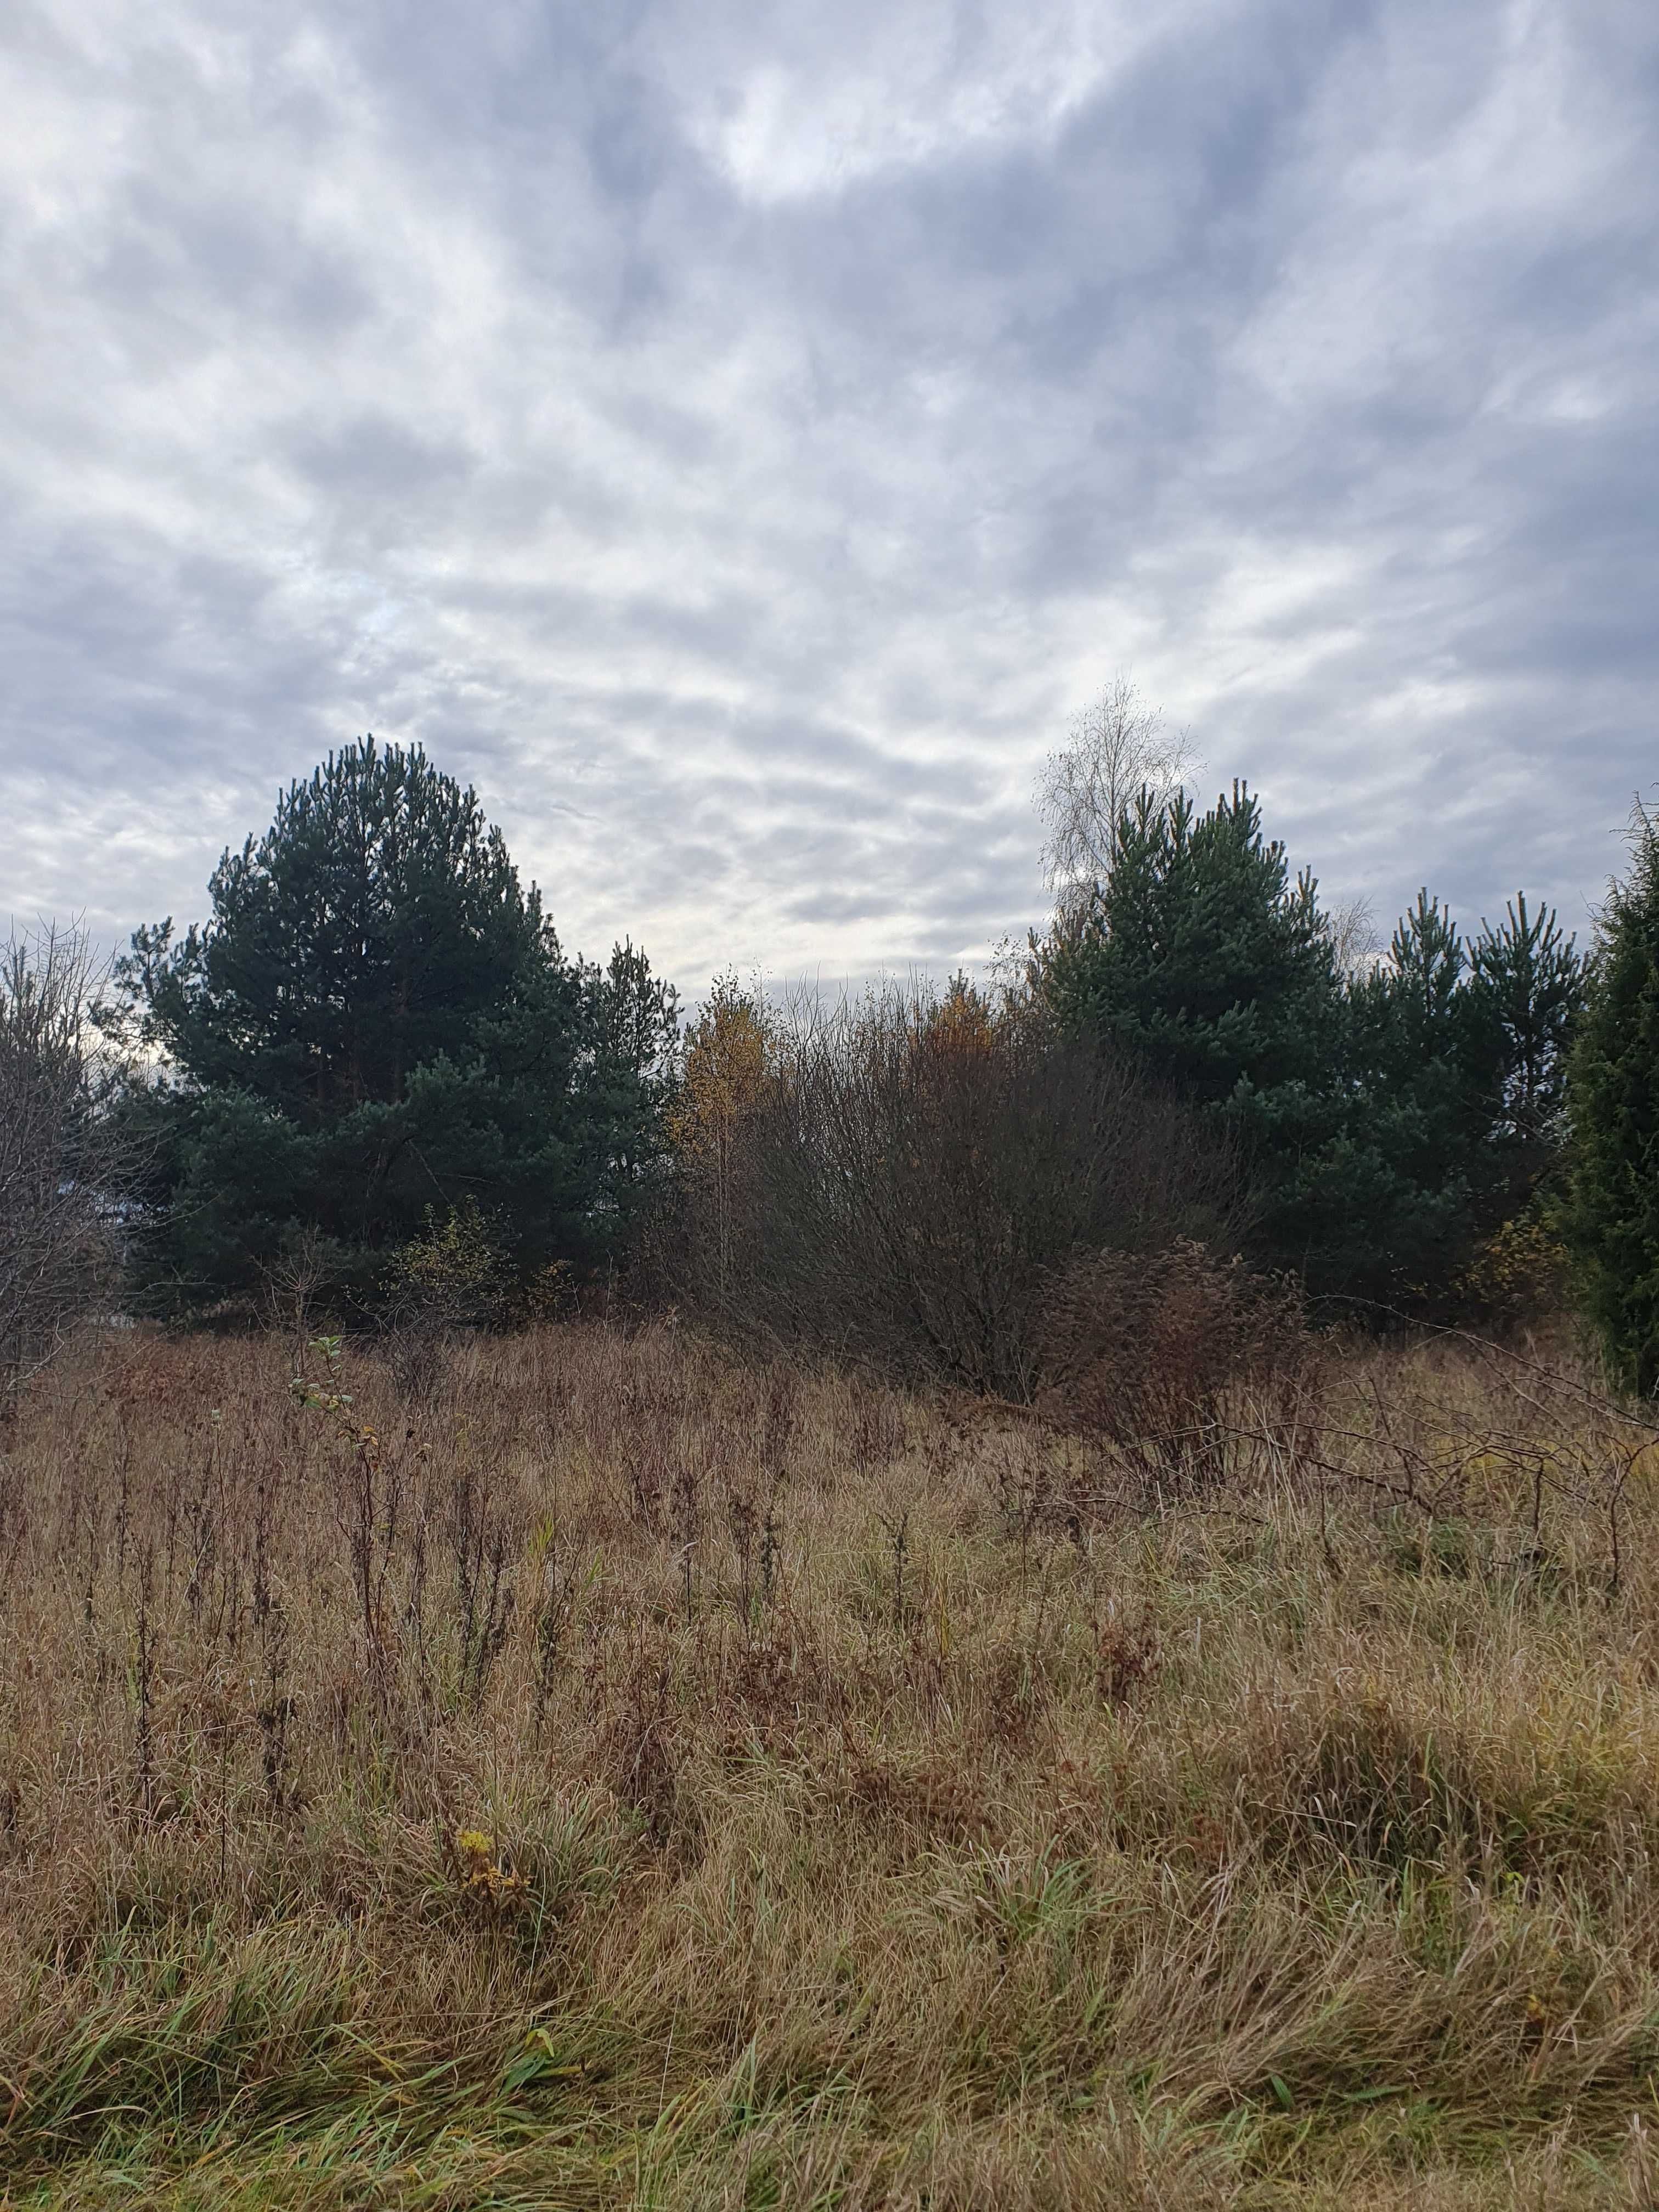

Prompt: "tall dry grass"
[1,1320,1658,2206]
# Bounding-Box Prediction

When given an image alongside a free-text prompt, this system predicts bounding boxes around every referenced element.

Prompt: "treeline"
[1042,783,1583,1314]
[4,726,1659,1398]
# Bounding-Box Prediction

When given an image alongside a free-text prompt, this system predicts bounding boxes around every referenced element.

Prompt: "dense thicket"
[1043,783,1585,1314]
[106,738,677,1317]
[1562,806,1659,1393]
[668,979,1242,1398]
[16,719,1607,1348]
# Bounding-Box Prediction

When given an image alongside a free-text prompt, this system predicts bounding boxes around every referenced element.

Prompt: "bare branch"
[1037,675,1197,925]
[1324,895,1382,975]
[0,918,130,1396]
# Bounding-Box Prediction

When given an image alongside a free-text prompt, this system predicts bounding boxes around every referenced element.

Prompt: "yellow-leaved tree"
[917,972,998,1060]
[667,973,775,1303]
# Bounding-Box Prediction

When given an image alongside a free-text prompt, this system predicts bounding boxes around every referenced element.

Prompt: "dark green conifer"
[109,738,676,1314]
[1563,806,1659,1392]
[1044,781,1584,1314]
[1044,783,1340,1103]
[1468,891,1584,1163]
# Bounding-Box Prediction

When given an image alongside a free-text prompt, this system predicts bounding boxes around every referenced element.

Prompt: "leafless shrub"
[1039,1238,1311,1494]
[1271,1325,1659,1593]
[1037,675,1197,933]
[0,919,131,1400]
[675,983,1242,1401]
[260,1227,338,1365]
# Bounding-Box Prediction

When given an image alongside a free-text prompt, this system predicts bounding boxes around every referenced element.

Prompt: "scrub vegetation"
[3,1318,1659,2207]
[9,708,1659,2204]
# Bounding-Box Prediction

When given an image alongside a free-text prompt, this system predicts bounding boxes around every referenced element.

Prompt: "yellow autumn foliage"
[666,972,775,1164]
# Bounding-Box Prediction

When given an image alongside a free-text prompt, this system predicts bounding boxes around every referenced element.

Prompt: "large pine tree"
[1042,783,1583,1312]
[1563,806,1659,1393]
[110,738,677,1313]
[1042,783,1341,1101]
[130,738,545,1119]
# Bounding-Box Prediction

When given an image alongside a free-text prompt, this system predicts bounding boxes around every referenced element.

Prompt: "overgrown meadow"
[4,1319,1659,2208]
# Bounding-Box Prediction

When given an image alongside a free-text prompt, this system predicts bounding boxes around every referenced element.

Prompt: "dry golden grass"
[2,1319,1659,2206]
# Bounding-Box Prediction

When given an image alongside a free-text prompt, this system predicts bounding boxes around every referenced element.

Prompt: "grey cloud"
[285,415,478,503]
[97,185,376,344]
[2,0,1658,1001]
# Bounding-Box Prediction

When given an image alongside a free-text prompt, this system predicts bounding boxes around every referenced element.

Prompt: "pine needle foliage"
[1564,804,1659,1395]
[103,738,677,1316]
[1041,784,1585,1315]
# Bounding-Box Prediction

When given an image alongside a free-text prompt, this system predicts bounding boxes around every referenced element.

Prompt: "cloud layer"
[4,0,1656,993]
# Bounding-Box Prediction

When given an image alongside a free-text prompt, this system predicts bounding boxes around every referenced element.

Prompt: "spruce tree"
[1564,806,1659,1393]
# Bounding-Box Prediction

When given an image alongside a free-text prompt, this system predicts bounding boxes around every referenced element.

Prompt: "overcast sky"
[4,0,1656,996]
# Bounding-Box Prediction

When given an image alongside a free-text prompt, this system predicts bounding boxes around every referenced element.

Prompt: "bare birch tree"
[1037,675,1197,929]
[1324,894,1383,975]
[0,921,126,1397]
